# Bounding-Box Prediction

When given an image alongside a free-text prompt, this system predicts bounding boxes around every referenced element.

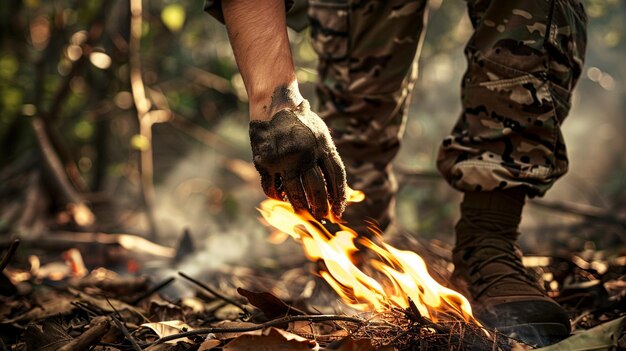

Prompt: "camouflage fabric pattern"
[309,0,429,233]
[310,0,587,233]
[437,0,587,196]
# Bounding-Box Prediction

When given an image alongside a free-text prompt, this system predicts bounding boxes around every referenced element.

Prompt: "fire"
[259,188,478,324]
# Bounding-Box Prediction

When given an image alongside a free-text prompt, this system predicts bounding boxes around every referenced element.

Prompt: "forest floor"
[0,229,624,351]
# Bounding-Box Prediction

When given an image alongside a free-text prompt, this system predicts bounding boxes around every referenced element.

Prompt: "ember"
[259,189,478,324]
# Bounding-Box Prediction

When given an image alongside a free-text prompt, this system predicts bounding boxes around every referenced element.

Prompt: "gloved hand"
[249,100,347,219]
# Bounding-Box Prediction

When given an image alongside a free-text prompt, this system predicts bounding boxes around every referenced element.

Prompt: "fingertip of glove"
[331,198,347,220]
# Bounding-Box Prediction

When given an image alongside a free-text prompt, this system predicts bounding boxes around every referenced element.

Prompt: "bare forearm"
[222,0,302,120]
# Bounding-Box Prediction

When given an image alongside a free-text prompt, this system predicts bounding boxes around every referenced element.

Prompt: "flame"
[259,188,478,324]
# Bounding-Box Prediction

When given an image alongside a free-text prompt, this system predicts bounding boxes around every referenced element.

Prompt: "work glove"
[249,100,347,220]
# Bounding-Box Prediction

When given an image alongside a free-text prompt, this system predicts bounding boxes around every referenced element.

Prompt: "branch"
[178,272,249,315]
[46,0,110,122]
[39,1,112,194]
[129,0,158,239]
[0,239,20,272]
[31,117,95,227]
[111,315,142,351]
[151,314,365,345]
[130,277,175,305]
[58,316,111,351]
[167,112,234,153]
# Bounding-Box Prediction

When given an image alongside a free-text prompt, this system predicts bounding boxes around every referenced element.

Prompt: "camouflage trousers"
[308,0,587,233]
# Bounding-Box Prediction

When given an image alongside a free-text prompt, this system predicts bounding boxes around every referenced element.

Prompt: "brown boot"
[452,188,570,347]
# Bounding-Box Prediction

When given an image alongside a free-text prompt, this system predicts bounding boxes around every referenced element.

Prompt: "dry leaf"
[3,297,73,323]
[198,338,221,351]
[237,288,306,318]
[141,320,194,344]
[266,327,316,344]
[23,319,73,351]
[534,316,625,351]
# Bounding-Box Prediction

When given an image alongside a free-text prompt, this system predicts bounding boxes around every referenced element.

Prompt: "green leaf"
[2,88,23,114]
[130,134,150,151]
[0,55,19,79]
[74,120,93,140]
[161,4,186,33]
[535,317,625,351]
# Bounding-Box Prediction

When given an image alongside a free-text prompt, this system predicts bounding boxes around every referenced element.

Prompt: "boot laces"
[465,241,541,299]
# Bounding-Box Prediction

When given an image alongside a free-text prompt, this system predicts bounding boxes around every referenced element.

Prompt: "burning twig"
[57,316,111,351]
[178,271,249,315]
[0,238,20,272]
[111,315,142,351]
[150,314,365,345]
[130,276,176,305]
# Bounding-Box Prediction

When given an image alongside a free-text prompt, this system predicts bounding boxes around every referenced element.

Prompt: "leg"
[309,0,429,234]
[438,0,587,195]
[438,0,587,346]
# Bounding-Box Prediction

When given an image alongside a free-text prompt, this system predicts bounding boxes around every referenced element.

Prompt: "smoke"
[149,146,282,295]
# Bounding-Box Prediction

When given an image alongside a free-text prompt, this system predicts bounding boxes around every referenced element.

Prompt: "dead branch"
[130,277,175,305]
[31,117,95,227]
[178,271,249,315]
[167,112,235,152]
[129,0,159,240]
[151,314,366,345]
[33,1,111,195]
[111,315,142,351]
[58,316,111,351]
[46,1,110,122]
[0,239,20,272]
[0,232,175,258]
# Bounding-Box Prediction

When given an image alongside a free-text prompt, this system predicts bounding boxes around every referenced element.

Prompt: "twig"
[70,301,100,318]
[130,277,175,305]
[178,271,249,315]
[570,310,591,329]
[151,314,365,345]
[58,316,111,351]
[110,315,142,351]
[0,239,20,272]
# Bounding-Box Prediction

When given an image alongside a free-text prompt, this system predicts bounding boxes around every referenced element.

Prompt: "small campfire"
[259,189,477,323]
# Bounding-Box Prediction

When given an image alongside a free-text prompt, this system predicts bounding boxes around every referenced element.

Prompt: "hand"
[249,100,347,219]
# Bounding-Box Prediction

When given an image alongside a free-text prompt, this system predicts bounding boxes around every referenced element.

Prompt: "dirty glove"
[249,100,347,219]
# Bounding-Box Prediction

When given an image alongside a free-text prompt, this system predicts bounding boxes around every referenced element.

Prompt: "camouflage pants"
[308,0,587,233]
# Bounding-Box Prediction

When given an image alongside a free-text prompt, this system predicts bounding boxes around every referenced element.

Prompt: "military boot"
[452,188,570,347]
